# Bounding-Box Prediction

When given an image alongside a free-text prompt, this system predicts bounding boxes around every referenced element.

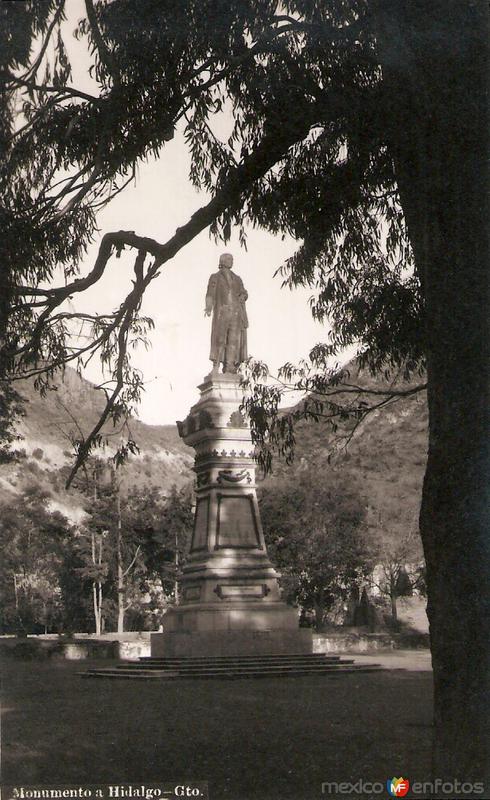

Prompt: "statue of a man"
[205,253,248,373]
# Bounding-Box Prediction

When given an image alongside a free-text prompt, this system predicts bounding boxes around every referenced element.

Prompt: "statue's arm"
[205,274,217,315]
[238,277,248,301]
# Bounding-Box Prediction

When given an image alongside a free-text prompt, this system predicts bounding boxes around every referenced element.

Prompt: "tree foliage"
[0,485,72,633]
[1,0,324,481]
[73,471,194,632]
[259,469,374,629]
[0,464,193,633]
[370,530,425,625]
[1,0,427,482]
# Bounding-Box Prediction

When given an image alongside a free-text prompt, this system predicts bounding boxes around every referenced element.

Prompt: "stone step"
[136,656,342,668]
[117,660,355,672]
[82,663,381,680]
[139,654,339,664]
[83,669,179,679]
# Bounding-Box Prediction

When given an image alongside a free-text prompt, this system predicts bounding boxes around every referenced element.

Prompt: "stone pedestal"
[151,372,312,658]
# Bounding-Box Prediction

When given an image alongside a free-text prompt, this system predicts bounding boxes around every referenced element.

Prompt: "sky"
[59,2,330,426]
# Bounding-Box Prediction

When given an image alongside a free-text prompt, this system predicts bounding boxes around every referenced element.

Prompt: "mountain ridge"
[0,367,194,518]
[2,364,429,548]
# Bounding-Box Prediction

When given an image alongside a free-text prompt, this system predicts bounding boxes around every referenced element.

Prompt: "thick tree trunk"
[377,1,489,784]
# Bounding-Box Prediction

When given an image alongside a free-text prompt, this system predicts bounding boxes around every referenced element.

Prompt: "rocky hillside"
[0,368,194,519]
[1,363,429,544]
[264,365,428,552]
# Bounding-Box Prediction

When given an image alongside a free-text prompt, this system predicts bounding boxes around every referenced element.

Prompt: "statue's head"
[219,253,233,270]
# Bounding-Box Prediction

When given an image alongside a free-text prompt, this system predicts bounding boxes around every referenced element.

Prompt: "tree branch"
[84,0,120,88]
[9,99,329,484]
[64,251,146,488]
[21,2,66,81]
[7,76,98,104]
[122,545,141,578]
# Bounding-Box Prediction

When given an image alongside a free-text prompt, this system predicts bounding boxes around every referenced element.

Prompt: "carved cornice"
[195,448,254,464]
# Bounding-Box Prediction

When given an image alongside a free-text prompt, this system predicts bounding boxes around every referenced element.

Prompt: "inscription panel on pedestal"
[214,584,269,599]
[183,585,202,602]
[191,496,209,552]
[216,494,262,549]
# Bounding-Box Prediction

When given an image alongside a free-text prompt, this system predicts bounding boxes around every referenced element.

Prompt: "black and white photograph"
[0,1,488,798]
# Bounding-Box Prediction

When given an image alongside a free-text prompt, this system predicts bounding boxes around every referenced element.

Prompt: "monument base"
[165,369,312,662]
[151,629,312,658]
[151,601,313,657]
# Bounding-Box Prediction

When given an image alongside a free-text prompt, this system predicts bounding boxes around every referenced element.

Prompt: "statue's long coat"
[205,268,248,366]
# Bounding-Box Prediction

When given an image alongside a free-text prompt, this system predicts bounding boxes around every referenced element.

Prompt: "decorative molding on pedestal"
[217,468,252,484]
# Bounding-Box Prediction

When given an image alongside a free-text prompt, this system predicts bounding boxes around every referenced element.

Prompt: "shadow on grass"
[1,658,433,800]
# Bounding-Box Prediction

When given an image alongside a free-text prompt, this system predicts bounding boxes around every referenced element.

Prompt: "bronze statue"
[205,253,248,373]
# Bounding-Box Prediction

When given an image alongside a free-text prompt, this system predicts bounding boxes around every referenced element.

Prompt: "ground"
[1,652,433,800]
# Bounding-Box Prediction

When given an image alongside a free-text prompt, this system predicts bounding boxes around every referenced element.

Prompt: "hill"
[2,363,429,547]
[0,368,194,519]
[260,365,428,571]
[291,369,428,547]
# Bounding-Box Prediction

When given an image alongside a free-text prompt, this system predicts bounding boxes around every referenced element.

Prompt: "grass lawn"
[1,657,433,800]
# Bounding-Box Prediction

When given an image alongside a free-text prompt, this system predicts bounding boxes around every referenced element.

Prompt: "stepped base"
[81,653,383,680]
[151,628,312,658]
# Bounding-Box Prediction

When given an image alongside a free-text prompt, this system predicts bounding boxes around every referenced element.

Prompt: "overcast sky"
[61,2,330,425]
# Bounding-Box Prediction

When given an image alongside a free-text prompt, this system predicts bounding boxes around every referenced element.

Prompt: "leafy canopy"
[2,1,424,480]
[259,469,375,626]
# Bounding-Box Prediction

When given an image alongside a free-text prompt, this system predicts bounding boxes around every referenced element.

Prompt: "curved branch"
[15,99,321,311]
[65,251,146,488]
[10,100,327,483]
[52,166,102,220]
[7,77,98,104]
[304,381,427,399]
[122,545,141,578]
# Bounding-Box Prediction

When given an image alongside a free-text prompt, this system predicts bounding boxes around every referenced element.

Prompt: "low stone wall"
[118,638,151,660]
[0,630,429,660]
[313,631,430,653]
[0,638,118,660]
[0,633,153,661]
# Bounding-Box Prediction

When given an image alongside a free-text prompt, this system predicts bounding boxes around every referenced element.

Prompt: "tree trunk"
[91,530,103,635]
[116,490,124,634]
[314,598,326,631]
[174,527,180,606]
[93,581,101,636]
[390,589,397,625]
[377,1,489,783]
[97,581,103,634]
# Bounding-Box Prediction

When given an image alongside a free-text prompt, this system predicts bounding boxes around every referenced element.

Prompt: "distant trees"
[259,461,426,631]
[0,476,193,634]
[0,384,24,464]
[259,470,375,630]
[0,486,71,633]
[74,478,193,634]
[131,484,194,605]
[370,530,425,626]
